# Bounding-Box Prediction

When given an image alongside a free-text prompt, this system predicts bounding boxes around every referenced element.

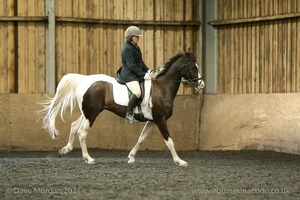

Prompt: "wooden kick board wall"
[0,0,200,95]
[211,0,300,94]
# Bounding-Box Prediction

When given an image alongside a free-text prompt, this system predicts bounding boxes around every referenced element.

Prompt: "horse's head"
[181,49,205,90]
[153,49,205,90]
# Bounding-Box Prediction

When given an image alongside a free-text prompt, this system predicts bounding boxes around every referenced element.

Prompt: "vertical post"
[203,0,217,93]
[198,0,203,85]
[45,0,55,93]
[196,0,204,150]
[13,0,19,93]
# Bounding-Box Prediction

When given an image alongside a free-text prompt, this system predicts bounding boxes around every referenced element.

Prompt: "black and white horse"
[40,50,205,167]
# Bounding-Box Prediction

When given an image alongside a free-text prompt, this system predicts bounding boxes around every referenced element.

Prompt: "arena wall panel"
[1,94,300,155]
[0,94,199,151]
[200,94,300,155]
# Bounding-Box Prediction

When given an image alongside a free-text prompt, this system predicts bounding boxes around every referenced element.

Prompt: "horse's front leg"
[165,137,188,167]
[156,119,188,167]
[128,121,155,164]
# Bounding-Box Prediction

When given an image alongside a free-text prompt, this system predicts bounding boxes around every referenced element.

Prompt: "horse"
[40,49,205,167]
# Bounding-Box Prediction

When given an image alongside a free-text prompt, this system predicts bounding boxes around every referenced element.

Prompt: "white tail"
[40,74,86,139]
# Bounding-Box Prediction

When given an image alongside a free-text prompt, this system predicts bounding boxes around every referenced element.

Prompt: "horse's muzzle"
[189,78,205,90]
[198,79,205,90]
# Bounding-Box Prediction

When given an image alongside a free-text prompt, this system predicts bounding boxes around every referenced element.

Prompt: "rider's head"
[125,26,142,44]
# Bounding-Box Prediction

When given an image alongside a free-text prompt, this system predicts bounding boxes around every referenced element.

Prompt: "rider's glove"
[144,70,153,80]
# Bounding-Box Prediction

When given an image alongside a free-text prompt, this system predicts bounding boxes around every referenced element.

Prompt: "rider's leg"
[125,81,141,123]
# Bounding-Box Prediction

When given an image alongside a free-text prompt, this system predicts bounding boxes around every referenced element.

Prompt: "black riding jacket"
[118,41,149,83]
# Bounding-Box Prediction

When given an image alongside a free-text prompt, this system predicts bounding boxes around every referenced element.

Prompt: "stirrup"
[125,113,138,123]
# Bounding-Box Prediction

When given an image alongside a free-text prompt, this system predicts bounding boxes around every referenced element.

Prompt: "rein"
[152,77,203,84]
[151,54,203,89]
[152,63,203,89]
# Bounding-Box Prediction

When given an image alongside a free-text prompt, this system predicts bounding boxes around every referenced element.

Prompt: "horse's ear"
[178,50,185,54]
[183,48,192,57]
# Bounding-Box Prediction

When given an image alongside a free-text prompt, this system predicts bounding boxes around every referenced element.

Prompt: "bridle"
[152,55,204,90]
[182,59,204,90]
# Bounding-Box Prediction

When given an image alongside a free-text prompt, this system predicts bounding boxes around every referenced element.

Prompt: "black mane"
[153,51,185,78]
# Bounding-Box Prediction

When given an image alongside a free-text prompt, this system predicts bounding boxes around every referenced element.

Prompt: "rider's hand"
[144,73,152,80]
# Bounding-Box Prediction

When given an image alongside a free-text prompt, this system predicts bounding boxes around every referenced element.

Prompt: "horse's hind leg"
[59,116,83,157]
[77,118,95,164]
[128,121,155,164]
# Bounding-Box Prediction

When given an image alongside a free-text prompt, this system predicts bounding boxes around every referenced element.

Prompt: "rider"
[117,26,152,123]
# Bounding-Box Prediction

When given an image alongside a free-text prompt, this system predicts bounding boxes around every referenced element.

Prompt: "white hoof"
[128,156,136,164]
[58,148,64,157]
[84,158,96,164]
[128,159,136,164]
[179,162,189,167]
[58,146,73,157]
[175,160,189,167]
[88,160,96,165]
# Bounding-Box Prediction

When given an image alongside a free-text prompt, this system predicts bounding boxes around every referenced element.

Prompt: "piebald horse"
[40,50,205,167]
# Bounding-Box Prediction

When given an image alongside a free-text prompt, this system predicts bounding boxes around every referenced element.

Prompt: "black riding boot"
[125,94,139,123]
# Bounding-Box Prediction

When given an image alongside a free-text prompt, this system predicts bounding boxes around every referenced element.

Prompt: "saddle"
[115,75,148,122]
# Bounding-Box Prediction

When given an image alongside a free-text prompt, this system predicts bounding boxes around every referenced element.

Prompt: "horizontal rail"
[0,16,201,27]
[0,16,47,22]
[209,12,300,26]
[56,17,201,26]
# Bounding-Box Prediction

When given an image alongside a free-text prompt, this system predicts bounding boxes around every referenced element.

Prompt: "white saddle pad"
[84,74,153,120]
[112,79,153,121]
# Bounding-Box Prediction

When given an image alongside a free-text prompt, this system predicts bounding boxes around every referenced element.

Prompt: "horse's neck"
[165,81,181,101]
[159,61,183,82]
[156,63,183,100]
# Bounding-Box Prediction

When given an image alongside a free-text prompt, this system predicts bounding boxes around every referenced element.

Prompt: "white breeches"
[126,81,141,98]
